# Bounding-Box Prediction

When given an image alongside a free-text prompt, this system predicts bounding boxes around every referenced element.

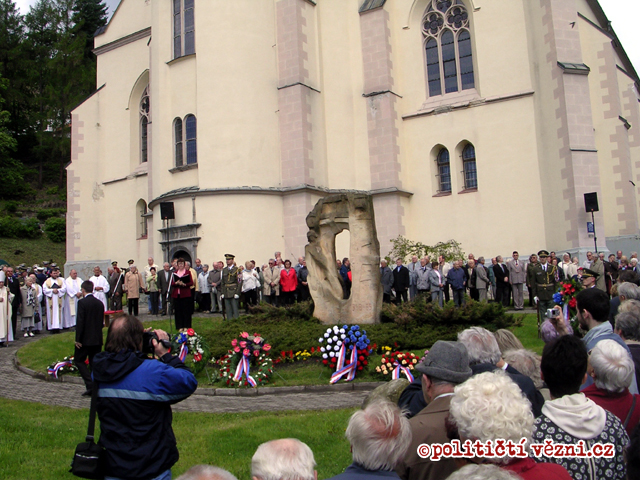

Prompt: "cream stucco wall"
[69,0,640,268]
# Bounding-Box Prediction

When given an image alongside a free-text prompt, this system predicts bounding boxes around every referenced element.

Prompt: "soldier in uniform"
[221,254,242,320]
[531,250,558,312]
[578,268,599,289]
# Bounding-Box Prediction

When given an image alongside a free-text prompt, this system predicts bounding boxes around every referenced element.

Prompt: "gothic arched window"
[437,148,451,193]
[173,115,197,167]
[140,86,150,163]
[462,143,477,189]
[422,0,475,97]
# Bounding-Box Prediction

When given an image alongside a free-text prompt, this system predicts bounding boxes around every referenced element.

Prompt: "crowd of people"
[384,249,635,310]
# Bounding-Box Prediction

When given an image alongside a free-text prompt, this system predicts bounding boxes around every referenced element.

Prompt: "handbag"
[70,387,105,479]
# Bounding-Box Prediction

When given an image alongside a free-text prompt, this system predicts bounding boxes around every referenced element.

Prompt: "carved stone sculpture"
[305,193,382,324]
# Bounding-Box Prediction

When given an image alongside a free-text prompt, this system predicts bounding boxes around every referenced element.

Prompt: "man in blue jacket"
[92,314,197,480]
[446,261,466,307]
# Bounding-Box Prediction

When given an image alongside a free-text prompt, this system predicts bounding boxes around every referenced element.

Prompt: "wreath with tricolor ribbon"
[318,325,372,384]
[215,332,273,387]
[172,328,212,375]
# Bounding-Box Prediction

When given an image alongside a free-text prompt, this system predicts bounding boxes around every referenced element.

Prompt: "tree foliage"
[0,0,107,190]
[386,236,466,263]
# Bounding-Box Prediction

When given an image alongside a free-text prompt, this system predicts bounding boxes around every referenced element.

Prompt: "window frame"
[436,148,452,193]
[421,0,475,99]
[173,114,197,167]
[173,0,195,59]
[461,143,477,190]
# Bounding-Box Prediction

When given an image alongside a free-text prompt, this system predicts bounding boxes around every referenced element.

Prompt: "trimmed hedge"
[201,300,521,358]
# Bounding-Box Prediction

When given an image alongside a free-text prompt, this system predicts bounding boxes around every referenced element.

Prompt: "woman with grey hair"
[326,401,411,480]
[583,339,640,436]
[19,277,38,337]
[449,371,571,479]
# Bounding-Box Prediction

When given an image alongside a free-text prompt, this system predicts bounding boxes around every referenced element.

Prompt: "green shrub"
[36,208,65,221]
[0,216,42,239]
[44,217,65,242]
[4,201,18,214]
[46,186,58,196]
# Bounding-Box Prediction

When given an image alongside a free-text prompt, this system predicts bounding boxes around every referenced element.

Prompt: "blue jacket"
[325,463,402,480]
[446,267,466,290]
[92,350,197,480]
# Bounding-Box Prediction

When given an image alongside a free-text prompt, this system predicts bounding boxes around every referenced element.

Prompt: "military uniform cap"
[111,261,118,266]
[580,268,599,279]
[224,254,235,260]
[51,263,57,267]
[537,250,549,257]
[43,261,50,265]
[128,259,134,265]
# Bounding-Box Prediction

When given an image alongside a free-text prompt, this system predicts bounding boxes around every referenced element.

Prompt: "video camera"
[142,331,172,355]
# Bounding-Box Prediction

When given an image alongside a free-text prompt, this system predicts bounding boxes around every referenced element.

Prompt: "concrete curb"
[14,349,385,397]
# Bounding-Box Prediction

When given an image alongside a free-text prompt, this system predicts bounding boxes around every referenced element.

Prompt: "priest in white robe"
[64,269,83,329]
[43,269,67,331]
[0,279,14,344]
[89,266,110,311]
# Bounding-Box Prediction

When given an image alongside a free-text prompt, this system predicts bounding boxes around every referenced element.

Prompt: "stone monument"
[305,193,382,324]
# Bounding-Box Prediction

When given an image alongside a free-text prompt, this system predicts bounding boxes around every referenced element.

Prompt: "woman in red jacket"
[280,259,298,306]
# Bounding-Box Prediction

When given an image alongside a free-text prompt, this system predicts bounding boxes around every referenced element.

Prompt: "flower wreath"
[47,355,78,379]
[374,351,418,381]
[553,278,583,328]
[172,328,212,374]
[318,325,371,384]
[215,332,273,387]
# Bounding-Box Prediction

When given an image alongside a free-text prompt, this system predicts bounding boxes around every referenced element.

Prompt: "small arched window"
[173,114,197,167]
[174,118,183,166]
[136,199,148,239]
[437,148,451,193]
[185,115,197,165]
[422,1,475,97]
[462,143,477,189]
[140,86,150,163]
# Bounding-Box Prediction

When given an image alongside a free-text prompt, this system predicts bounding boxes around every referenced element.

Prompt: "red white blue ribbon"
[47,360,74,379]
[330,344,357,384]
[233,355,257,387]
[392,363,414,382]
[179,343,188,362]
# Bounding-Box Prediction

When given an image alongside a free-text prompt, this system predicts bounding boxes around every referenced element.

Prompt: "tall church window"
[174,0,195,58]
[462,143,477,189]
[140,86,150,163]
[422,0,474,97]
[174,115,197,166]
[436,148,451,193]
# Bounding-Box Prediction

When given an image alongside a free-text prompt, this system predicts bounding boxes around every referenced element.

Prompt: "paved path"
[0,330,370,413]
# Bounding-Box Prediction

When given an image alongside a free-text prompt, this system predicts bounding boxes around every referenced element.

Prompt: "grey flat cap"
[414,340,472,384]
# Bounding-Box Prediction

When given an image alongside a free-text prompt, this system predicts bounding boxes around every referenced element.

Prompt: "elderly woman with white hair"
[326,401,411,480]
[252,438,316,480]
[449,371,571,479]
[583,339,640,436]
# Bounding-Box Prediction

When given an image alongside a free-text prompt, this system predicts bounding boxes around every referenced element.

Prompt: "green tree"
[0,74,25,199]
[386,236,466,263]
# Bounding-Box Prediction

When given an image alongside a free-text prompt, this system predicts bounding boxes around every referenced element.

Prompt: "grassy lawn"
[0,397,355,480]
[0,236,66,267]
[17,313,544,385]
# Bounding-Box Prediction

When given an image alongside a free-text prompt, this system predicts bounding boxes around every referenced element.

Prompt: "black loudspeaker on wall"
[160,202,175,220]
[584,192,599,213]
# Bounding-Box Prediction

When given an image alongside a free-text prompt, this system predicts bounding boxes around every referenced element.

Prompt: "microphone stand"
[167,272,175,338]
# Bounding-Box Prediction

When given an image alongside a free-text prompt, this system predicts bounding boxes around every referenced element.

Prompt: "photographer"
[92,314,197,480]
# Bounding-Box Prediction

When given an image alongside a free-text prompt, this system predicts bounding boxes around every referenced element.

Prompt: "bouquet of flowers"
[274,347,318,365]
[374,351,419,381]
[318,325,372,384]
[172,328,212,375]
[215,332,273,387]
[553,278,582,321]
[47,355,78,379]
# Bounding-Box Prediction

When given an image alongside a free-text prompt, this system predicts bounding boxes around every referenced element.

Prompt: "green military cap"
[111,261,118,266]
[537,250,549,258]
[579,268,599,279]
[128,259,134,265]
[224,254,235,260]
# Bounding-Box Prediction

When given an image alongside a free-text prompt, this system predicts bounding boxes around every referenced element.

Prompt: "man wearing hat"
[531,250,558,313]
[578,268,599,289]
[396,341,472,480]
[221,254,242,319]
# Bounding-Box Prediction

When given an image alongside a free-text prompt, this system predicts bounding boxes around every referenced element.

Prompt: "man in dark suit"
[74,280,105,396]
[392,258,411,303]
[157,262,173,315]
[493,255,510,307]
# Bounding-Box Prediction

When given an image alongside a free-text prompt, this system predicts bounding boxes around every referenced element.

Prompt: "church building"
[68,0,640,267]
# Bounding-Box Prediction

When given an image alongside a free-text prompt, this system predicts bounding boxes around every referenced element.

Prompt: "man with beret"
[531,250,558,313]
[221,254,242,319]
[396,341,472,480]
